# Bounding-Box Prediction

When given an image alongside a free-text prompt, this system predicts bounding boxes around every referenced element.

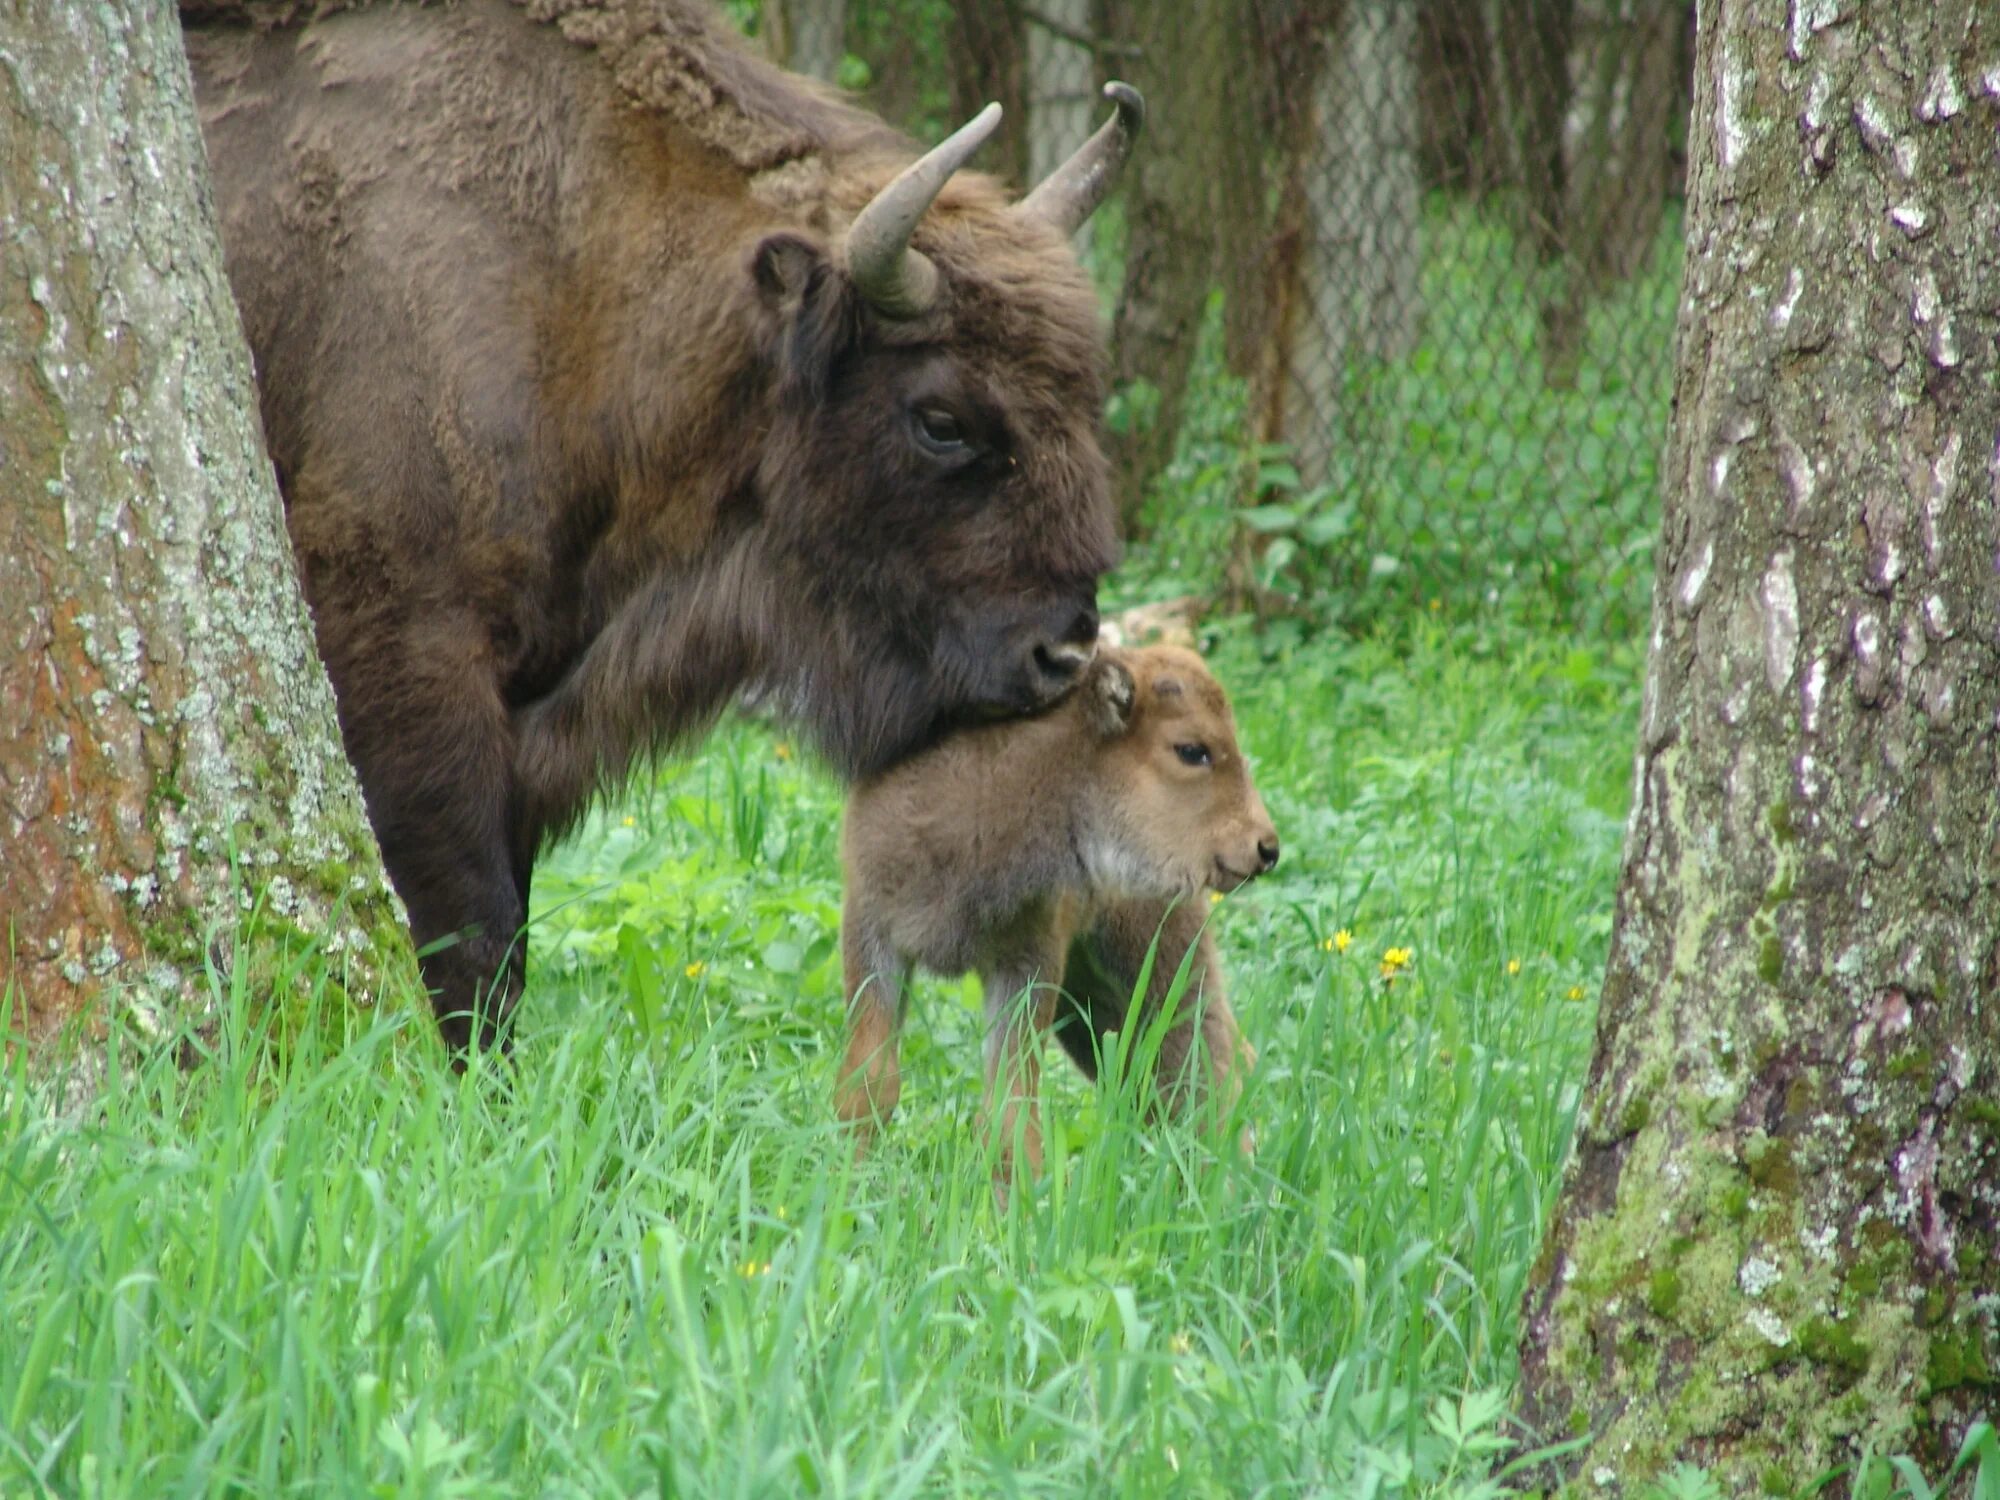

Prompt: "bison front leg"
[332,633,528,1055]
[834,913,907,1154]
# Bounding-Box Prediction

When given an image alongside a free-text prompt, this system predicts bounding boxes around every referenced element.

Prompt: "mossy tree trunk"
[1516,2,2000,1490]
[0,1,413,1051]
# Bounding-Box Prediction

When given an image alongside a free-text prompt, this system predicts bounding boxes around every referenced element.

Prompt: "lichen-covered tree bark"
[1516,2,2000,1490]
[0,2,412,1049]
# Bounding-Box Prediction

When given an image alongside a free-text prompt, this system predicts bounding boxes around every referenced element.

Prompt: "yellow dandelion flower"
[736,1259,760,1278]
[1333,929,1353,953]
[1566,984,1587,1001]
[1506,957,1522,976]
[1428,598,1442,612]
[621,815,635,827]
[774,741,794,761]
[1381,946,1413,969]
[685,961,707,980]
[1208,889,1224,904]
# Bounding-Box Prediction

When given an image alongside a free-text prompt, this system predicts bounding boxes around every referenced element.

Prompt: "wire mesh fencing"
[765,0,1696,635]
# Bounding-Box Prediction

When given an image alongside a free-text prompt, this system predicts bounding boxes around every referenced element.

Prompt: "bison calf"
[836,645,1278,1191]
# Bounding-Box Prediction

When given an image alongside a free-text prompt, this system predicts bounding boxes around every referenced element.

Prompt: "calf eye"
[1174,742,1212,768]
[913,405,968,453]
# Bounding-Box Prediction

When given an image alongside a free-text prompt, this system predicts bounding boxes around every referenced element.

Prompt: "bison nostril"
[1064,606,1100,647]
[1257,839,1279,872]
[1033,640,1092,684]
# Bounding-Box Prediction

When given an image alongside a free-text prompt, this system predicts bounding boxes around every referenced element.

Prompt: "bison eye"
[913,405,968,454]
[1174,742,1212,768]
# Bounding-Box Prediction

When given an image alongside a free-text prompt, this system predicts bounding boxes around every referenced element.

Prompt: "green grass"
[2,612,1641,1497]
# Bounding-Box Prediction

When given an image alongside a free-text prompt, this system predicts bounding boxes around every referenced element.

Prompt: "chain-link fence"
[762,0,1694,635]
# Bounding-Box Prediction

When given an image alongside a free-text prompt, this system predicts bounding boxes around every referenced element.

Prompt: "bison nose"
[1257,837,1280,873]
[1032,637,1093,685]
[1029,606,1100,691]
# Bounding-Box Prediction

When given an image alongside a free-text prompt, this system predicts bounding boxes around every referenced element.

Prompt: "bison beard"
[183,0,1139,1050]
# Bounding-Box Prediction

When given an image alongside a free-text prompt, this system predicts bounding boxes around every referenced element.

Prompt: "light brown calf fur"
[836,646,1278,1189]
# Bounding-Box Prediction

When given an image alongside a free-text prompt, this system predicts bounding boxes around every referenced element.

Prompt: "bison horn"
[844,102,1004,319]
[1016,82,1145,238]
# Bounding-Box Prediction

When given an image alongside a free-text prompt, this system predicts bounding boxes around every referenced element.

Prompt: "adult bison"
[181,0,1138,1049]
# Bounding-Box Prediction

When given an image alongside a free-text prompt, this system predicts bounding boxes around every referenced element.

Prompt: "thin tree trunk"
[1101,0,1253,530]
[765,0,848,82]
[0,1,412,1052]
[1561,0,1682,287]
[1541,0,1686,385]
[1516,1,2000,1489]
[1484,0,1572,259]
[945,0,1029,190]
[1414,0,1505,196]
[1277,0,1420,490]
[1024,0,1098,251]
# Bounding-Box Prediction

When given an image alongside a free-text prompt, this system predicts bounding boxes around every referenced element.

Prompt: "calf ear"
[749,232,854,406]
[1086,657,1137,738]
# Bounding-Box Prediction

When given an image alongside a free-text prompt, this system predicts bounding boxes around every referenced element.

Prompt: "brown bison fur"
[836,646,1276,1191]
[182,0,1125,1049]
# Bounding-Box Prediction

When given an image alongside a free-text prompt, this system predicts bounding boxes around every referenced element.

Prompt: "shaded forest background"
[761,0,1694,637]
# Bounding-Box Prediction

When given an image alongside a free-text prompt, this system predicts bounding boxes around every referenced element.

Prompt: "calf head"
[1082,646,1280,899]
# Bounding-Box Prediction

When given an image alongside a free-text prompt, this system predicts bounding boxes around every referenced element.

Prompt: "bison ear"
[749,232,852,405]
[1086,656,1137,738]
[751,232,823,310]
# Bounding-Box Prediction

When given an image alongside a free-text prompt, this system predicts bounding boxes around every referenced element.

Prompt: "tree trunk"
[1271,0,1420,491]
[1483,0,1572,259]
[945,0,1029,190]
[1024,0,1098,251]
[1516,2,2000,1490]
[1414,0,1506,196]
[1540,0,1688,385]
[0,1,412,1051]
[764,0,848,82]
[1561,0,1684,287]
[1101,0,1256,529]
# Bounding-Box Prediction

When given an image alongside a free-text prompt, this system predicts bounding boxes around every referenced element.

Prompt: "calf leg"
[1060,897,1255,1148]
[980,930,1066,1200]
[834,912,906,1154]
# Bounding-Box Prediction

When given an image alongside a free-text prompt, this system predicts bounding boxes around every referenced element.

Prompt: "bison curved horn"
[1017,82,1145,238]
[844,102,1004,319]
